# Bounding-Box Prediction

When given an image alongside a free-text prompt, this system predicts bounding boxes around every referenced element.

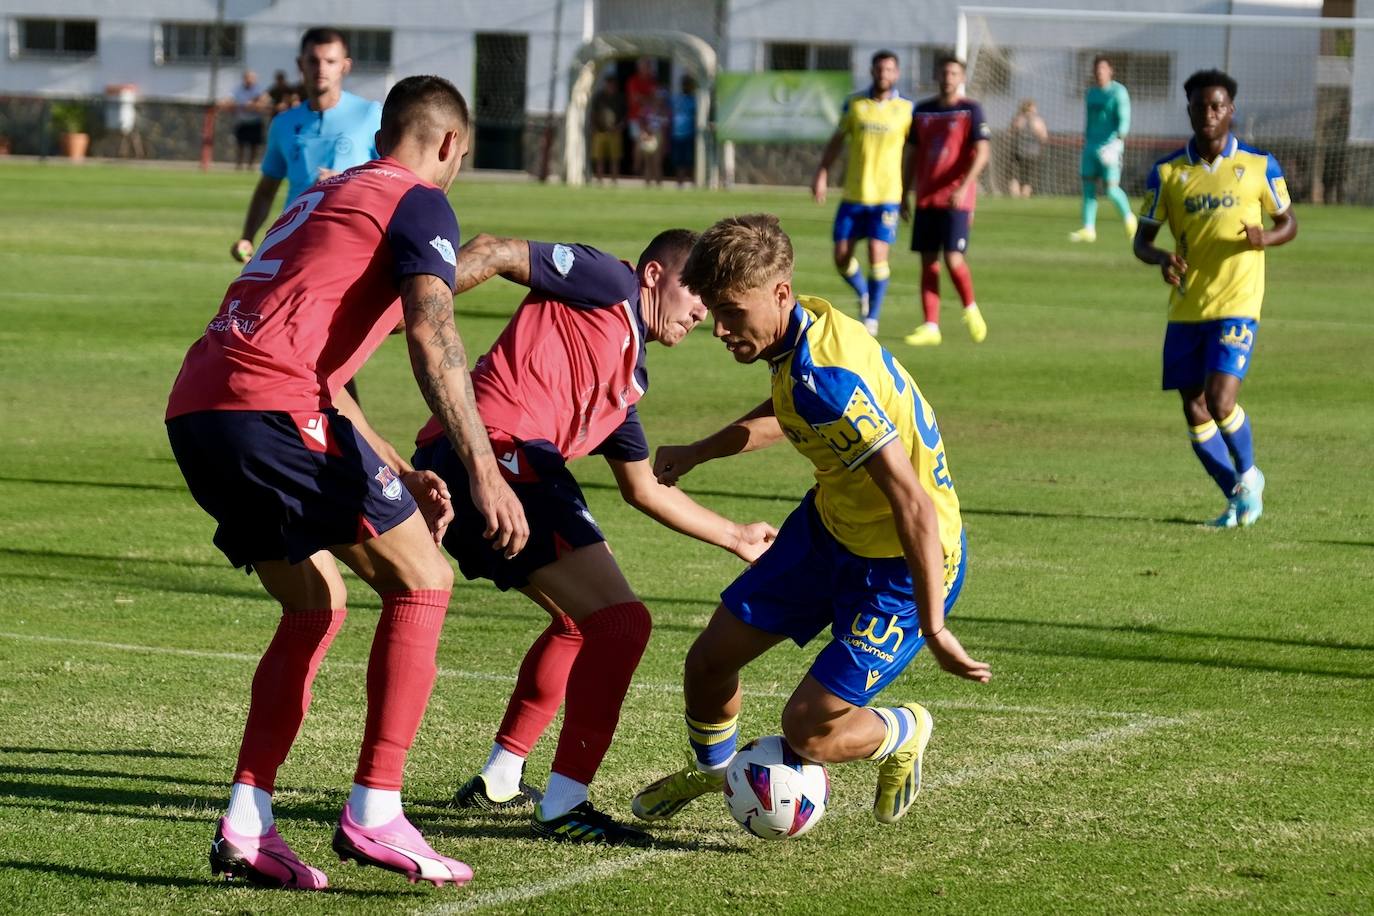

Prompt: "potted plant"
[50,102,91,161]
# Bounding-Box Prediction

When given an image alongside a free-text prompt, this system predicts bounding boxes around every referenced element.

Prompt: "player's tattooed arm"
[401,272,529,557]
[453,234,531,294]
[654,399,782,486]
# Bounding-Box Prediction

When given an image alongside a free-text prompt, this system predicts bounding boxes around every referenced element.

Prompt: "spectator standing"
[626,57,660,177]
[1007,99,1048,198]
[671,76,698,187]
[589,75,625,184]
[229,71,267,170]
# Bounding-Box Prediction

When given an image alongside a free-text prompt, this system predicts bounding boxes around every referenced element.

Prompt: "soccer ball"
[723,736,830,840]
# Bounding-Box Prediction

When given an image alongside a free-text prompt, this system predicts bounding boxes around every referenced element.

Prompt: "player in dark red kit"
[167,75,526,891]
[412,232,777,844]
[900,56,991,347]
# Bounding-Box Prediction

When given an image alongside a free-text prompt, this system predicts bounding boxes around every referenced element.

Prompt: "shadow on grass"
[411,810,740,853]
[0,745,209,760]
[983,641,1374,681]
[0,764,222,788]
[962,615,1374,653]
[0,859,408,897]
[0,474,184,493]
[0,545,227,573]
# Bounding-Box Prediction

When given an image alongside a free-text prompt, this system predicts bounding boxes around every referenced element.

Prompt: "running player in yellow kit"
[812,51,914,336]
[1133,69,1297,528]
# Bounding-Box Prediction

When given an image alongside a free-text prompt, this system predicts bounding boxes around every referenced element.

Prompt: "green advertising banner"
[715,71,853,143]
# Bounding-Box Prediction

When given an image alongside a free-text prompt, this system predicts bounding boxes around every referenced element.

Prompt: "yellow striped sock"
[1189,420,1219,443]
[867,707,901,760]
[871,261,891,281]
[843,257,861,278]
[1219,405,1246,435]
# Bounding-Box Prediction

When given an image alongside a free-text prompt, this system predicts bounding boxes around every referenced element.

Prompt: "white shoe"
[864,318,880,336]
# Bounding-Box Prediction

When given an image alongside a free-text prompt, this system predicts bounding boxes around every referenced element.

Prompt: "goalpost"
[956,5,1374,204]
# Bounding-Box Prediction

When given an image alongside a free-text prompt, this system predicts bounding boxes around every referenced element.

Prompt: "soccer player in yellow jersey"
[632,214,989,828]
[1134,69,1297,528]
[812,51,914,336]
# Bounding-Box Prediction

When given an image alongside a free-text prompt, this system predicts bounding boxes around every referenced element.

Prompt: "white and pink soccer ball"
[723,736,830,840]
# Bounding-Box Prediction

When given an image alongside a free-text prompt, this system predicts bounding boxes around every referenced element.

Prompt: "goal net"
[957,6,1374,204]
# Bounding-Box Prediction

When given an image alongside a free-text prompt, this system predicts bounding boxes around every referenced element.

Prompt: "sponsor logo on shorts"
[374,465,404,501]
[851,612,904,652]
[1219,323,1254,352]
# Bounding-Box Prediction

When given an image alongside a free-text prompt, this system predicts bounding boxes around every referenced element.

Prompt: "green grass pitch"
[0,162,1371,914]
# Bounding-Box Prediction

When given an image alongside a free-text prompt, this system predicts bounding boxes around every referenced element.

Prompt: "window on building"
[15,18,97,57]
[1076,50,1171,100]
[766,42,852,72]
[157,22,242,65]
[340,28,392,69]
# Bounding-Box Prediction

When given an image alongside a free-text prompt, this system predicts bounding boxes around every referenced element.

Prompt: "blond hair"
[681,213,794,303]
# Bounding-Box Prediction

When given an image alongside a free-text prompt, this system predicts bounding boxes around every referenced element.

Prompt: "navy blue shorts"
[833,202,901,245]
[411,435,605,591]
[910,207,971,254]
[1162,318,1259,390]
[721,491,968,707]
[671,136,695,172]
[166,409,417,569]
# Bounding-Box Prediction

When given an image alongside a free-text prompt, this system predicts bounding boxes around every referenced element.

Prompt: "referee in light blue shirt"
[232,27,382,264]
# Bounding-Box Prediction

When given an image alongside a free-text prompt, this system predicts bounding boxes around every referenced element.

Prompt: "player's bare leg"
[510,544,653,843]
[633,605,784,821]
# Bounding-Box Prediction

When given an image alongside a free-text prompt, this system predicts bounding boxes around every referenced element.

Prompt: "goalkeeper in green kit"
[1069,54,1137,243]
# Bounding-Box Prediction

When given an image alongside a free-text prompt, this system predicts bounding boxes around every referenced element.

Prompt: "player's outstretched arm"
[452,234,531,294]
[401,272,528,558]
[653,398,782,486]
[1132,219,1186,288]
[866,442,990,684]
[333,385,453,544]
[607,457,777,563]
[233,175,283,259]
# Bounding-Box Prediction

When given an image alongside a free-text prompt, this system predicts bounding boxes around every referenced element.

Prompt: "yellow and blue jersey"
[1140,134,1290,322]
[769,296,963,571]
[838,90,914,205]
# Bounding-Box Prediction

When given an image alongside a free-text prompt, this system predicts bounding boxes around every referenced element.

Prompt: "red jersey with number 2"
[166,157,460,418]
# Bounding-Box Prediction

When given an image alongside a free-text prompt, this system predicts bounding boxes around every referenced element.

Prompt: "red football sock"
[353,589,450,791]
[550,602,652,785]
[495,614,583,757]
[921,260,942,324]
[234,608,347,793]
[949,261,977,308]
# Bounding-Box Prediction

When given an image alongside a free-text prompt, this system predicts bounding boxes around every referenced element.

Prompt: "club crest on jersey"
[374,466,404,501]
[552,244,576,277]
[429,236,457,266]
[1234,166,1246,180]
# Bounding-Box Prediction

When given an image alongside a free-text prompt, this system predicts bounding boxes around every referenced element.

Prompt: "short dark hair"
[936,54,965,72]
[637,228,700,278]
[1092,54,1112,68]
[379,75,470,147]
[300,27,349,56]
[1183,68,1238,102]
[872,49,899,67]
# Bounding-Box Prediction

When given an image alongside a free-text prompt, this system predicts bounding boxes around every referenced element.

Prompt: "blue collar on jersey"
[867,85,902,101]
[1186,134,1238,167]
[767,302,812,367]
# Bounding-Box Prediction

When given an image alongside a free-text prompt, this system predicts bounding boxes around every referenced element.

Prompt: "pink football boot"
[210,818,329,890]
[332,804,472,888]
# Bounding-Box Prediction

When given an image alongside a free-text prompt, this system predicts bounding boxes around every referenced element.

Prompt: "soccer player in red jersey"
[900,56,992,347]
[411,232,777,844]
[167,76,526,891]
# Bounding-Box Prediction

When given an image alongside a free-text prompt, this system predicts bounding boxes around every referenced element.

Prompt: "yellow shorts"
[591,131,622,162]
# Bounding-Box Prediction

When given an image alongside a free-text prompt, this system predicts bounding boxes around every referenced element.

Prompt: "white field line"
[0,629,1186,914]
[424,714,1188,914]
[0,631,1140,720]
